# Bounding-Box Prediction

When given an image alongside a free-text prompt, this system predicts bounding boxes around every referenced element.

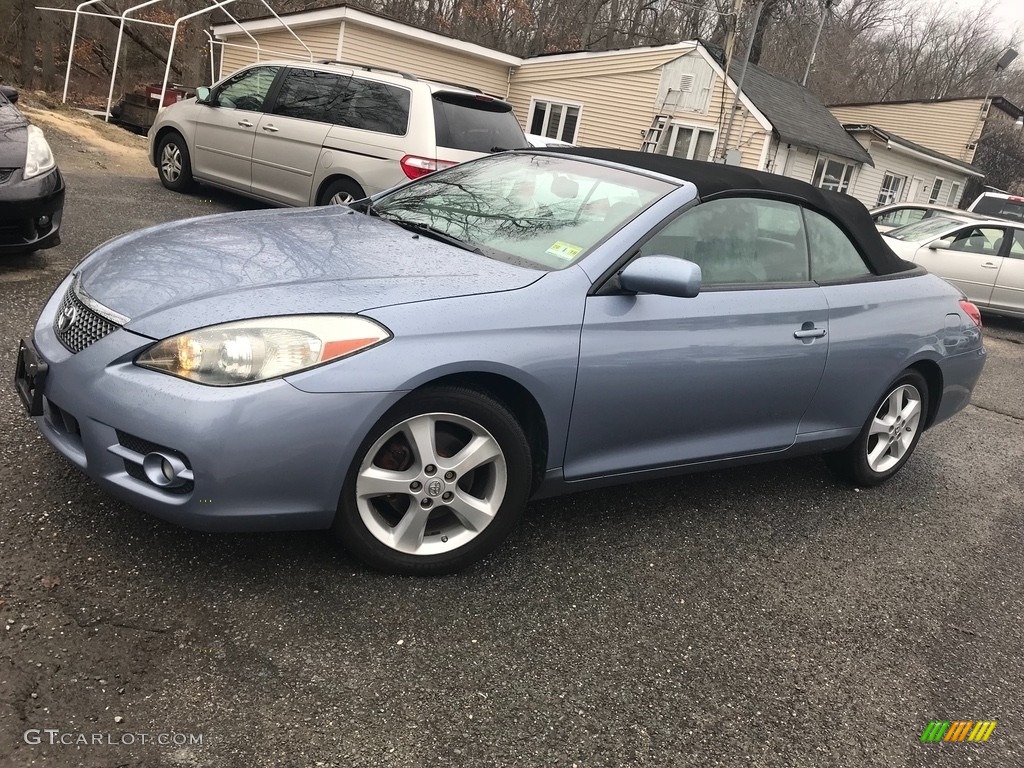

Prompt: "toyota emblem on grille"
[56,304,78,332]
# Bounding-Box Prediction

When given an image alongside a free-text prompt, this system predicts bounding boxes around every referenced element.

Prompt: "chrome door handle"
[981,262,999,269]
[237,119,254,127]
[793,328,827,339]
[261,124,279,133]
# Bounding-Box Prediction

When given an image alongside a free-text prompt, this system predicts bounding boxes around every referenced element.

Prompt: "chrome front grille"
[52,277,126,353]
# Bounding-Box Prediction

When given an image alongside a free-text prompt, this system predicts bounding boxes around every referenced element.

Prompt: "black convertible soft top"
[541,147,915,277]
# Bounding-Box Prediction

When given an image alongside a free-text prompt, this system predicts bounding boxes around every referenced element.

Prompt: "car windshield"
[885,215,965,241]
[971,196,1024,223]
[371,153,675,270]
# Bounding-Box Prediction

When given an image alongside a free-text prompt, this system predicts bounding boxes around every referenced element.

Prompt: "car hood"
[0,102,27,168]
[76,206,545,339]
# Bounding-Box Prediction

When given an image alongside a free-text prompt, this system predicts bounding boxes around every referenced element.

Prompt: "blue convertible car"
[16,149,985,574]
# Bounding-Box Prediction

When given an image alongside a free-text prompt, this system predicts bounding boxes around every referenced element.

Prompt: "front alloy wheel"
[825,369,929,486]
[157,133,194,192]
[334,387,532,574]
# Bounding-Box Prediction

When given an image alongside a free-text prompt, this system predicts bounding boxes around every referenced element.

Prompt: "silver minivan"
[148,60,529,206]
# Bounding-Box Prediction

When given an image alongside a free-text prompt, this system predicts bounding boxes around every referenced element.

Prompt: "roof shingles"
[702,42,872,166]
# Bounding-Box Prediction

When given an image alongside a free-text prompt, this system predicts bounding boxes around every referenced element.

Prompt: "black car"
[0,85,64,253]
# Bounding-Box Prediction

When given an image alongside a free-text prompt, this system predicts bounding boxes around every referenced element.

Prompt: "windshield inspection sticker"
[546,241,582,261]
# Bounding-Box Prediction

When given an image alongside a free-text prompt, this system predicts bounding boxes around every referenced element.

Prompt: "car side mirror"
[619,255,702,298]
[928,239,950,251]
[0,85,18,103]
[195,86,212,105]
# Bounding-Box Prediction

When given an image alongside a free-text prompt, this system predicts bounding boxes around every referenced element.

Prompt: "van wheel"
[157,133,194,192]
[319,178,366,206]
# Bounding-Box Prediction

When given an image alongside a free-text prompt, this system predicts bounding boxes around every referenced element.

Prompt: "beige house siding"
[509,47,770,169]
[215,19,512,95]
[338,23,512,96]
[508,69,664,149]
[781,146,820,183]
[845,134,973,209]
[511,47,693,83]
[829,100,986,163]
[219,23,340,77]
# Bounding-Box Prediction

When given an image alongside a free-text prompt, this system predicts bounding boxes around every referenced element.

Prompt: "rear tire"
[318,177,366,206]
[157,133,194,192]
[333,386,532,575]
[825,369,929,486]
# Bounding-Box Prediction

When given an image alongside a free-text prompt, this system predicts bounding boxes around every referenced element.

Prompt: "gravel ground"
[1,112,1023,768]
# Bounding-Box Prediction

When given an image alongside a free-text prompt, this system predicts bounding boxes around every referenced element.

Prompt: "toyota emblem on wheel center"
[426,479,444,497]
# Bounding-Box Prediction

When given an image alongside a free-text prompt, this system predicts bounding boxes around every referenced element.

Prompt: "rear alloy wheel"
[157,133,194,192]
[825,369,929,486]
[333,387,532,575]
[319,178,366,206]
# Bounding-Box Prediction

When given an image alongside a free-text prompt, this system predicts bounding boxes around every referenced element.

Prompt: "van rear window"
[432,93,529,153]
[972,196,1024,223]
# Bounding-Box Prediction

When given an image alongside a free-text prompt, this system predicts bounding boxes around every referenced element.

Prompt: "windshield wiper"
[376,211,484,255]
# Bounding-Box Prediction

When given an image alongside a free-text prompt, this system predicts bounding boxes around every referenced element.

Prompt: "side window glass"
[336,78,410,135]
[804,209,872,281]
[272,70,349,123]
[641,197,809,285]
[1009,229,1024,259]
[942,227,1005,255]
[216,66,280,112]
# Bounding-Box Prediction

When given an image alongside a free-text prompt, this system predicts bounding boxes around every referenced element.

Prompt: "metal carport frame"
[38,0,313,118]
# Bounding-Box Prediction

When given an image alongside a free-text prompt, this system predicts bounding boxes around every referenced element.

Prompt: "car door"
[191,65,281,193]
[912,225,1005,305]
[251,68,346,207]
[989,227,1024,314]
[563,196,829,480]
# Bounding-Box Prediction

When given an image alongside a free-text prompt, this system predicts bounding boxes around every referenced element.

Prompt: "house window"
[876,172,907,207]
[528,100,581,143]
[663,124,715,161]
[812,157,855,194]
[947,181,961,207]
[928,177,945,204]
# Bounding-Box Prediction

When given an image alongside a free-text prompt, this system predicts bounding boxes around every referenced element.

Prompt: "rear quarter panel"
[798,271,985,436]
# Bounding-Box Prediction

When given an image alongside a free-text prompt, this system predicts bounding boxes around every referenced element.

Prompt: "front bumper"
[24,283,405,531]
[0,166,64,253]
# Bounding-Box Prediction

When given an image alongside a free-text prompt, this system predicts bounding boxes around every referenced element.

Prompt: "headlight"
[135,315,390,386]
[24,125,56,180]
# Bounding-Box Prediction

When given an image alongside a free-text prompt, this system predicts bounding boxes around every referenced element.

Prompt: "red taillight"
[960,299,982,328]
[400,154,457,180]
[1010,195,1024,202]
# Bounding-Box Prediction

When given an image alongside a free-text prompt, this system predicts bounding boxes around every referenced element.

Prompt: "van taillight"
[960,299,982,328]
[400,155,457,179]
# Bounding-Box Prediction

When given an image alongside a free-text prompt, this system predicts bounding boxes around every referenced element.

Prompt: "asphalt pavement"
[1,124,1023,768]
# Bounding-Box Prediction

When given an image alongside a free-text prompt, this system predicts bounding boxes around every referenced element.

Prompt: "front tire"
[333,386,532,575]
[826,369,929,486]
[157,133,194,192]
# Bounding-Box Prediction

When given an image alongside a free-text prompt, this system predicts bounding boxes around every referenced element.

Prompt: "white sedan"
[883,215,1024,319]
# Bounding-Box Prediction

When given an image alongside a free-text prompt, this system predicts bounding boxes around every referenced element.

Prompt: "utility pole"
[802,0,835,86]
[720,0,765,162]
